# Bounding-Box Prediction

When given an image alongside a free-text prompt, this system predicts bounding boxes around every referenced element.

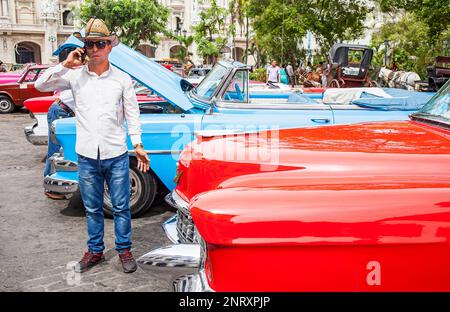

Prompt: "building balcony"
[58,25,76,34]
[0,23,45,34]
[169,0,185,11]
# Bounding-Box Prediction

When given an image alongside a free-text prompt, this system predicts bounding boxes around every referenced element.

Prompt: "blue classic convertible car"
[44,35,434,217]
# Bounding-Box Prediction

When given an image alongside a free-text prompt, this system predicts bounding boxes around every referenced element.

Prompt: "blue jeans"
[44,101,74,178]
[78,151,132,253]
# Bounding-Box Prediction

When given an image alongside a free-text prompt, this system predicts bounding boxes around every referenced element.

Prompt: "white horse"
[378,67,421,90]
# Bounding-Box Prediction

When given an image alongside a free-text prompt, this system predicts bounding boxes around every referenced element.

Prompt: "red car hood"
[176,121,450,246]
[178,121,450,200]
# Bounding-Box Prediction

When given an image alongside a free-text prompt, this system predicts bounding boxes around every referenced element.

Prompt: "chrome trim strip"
[194,129,247,138]
[162,214,181,244]
[215,101,331,110]
[137,244,201,269]
[165,191,189,211]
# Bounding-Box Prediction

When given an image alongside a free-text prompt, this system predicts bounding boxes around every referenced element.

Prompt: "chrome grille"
[176,207,198,243]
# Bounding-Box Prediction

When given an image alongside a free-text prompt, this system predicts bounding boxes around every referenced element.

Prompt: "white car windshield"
[418,80,450,122]
[193,64,228,101]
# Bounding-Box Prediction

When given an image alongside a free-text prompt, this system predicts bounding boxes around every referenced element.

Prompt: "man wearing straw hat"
[36,18,149,273]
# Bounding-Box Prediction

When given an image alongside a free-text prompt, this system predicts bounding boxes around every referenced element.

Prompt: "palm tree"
[229,0,249,62]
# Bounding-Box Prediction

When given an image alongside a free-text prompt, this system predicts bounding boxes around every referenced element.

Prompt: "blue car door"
[138,113,203,190]
[201,69,334,134]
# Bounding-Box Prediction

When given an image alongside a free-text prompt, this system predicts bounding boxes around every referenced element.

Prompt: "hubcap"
[103,169,142,212]
[0,99,11,111]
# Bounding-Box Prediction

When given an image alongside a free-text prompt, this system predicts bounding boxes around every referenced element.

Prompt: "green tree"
[371,12,450,78]
[376,0,450,46]
[248,0,372,65]
[192,0,229,63]
[248,0,307,66]
[170,34,195,62]
[77,0,170,49]
[229,0,250,61]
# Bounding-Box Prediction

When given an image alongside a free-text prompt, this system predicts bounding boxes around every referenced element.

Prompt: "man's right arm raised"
[35,63,72,92]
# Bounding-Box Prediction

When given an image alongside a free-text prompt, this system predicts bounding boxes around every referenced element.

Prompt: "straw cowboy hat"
[73,17,119,47]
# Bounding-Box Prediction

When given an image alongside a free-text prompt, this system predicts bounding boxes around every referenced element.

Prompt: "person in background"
[266,60,280,84]
[316,61,324,74]
[183,56,194,77]
[305,61,312,73]
[321,62,331,88]
[286,62,295,87]
[0,60,7,72]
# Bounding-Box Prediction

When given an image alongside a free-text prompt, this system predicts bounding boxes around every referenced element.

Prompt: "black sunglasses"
[84,40,111,49]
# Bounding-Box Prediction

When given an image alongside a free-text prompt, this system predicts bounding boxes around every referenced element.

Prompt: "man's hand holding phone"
[62,48,87,69]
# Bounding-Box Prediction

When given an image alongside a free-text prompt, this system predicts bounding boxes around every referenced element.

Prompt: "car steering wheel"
[235,83,244,101]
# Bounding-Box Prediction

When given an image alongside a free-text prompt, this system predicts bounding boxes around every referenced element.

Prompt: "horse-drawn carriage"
[327,43,377,88]
[298,43,377,88]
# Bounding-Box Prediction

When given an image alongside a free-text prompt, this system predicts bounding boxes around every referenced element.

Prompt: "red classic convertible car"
[139,80,450,291]
[0,64,52,113]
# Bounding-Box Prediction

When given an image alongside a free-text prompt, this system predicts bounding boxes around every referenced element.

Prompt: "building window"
[62,10,74,26]
[15,42,41,64]
[175,16,182,31]
[0,0,9,16]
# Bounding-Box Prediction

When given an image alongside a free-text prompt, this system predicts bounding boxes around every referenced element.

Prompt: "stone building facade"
[0,0,250,68]
[0,0,79,66]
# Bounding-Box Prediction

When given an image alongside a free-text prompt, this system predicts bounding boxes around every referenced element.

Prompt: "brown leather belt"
[56,99,74,115]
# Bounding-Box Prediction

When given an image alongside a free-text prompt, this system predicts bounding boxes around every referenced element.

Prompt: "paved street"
[0,111,181,292]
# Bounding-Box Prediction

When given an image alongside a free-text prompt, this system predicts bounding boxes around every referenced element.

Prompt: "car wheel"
[103,157,157,218]
[0,96,15,114]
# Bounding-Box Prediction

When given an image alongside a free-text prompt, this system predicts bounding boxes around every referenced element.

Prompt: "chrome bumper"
[43,153,79,194]
[137,244,213,292]
[138,192,215,291]
[172,270,213,292]
[137,244,201,269]
[43,175,78,194]
[138,191,201,267]
[24,112,48,145]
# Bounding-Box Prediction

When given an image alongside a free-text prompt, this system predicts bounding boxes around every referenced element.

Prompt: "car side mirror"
[180,79,194,92]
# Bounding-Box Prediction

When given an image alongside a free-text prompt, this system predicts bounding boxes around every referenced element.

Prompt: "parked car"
[0,73,22,84]
[139,79,450,291]
[0,64,51,113]
[186,67,212,86]
[46,35,433,218]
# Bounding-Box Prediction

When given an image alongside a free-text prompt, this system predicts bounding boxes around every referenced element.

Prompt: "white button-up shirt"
[57,89,75,111]
[36,63,142,160]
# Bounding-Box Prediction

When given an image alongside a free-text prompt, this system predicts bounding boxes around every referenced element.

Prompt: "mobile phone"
[79,48,87,62]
